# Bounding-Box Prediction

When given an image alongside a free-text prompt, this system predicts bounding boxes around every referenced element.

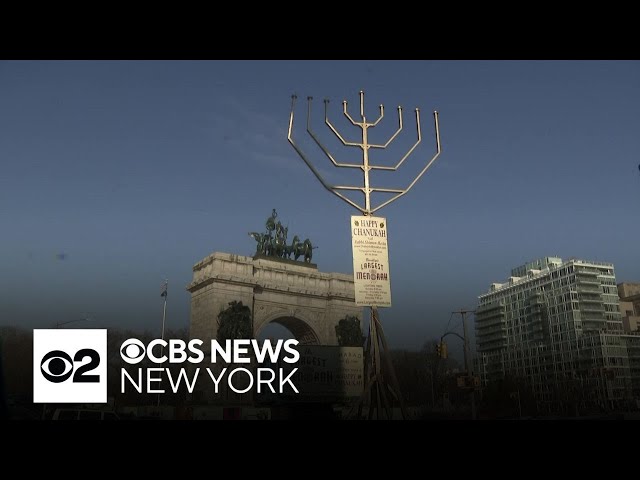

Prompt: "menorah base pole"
[349,306,407,420]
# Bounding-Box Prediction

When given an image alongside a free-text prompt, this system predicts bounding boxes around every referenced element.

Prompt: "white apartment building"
[475,257,634,413]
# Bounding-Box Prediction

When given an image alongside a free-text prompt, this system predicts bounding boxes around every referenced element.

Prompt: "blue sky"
[1,60,639,354]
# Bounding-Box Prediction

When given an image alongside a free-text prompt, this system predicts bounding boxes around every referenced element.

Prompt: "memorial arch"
[255,312,320,345]
[187,252,362,346]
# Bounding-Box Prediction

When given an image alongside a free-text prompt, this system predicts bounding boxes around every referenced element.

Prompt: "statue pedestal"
[252,254,317,269]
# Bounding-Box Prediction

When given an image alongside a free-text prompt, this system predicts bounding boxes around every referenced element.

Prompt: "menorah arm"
[370,104,384,127]
[321,99,360,148]
[368,106,403,149]
[288,95,368,214]
[371,150,441,214]
[370,108,428,171]
[333,184,405,195]
[369,111,441,214]
[343,100,359,126]
[325,118,361,148]
[369,187,404,194]
[303,99,361,168]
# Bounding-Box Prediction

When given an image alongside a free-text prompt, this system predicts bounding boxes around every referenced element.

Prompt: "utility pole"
[452,309,477,420]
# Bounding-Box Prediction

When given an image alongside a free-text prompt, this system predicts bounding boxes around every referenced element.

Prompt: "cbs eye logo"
[40,349,100,383]
[33,329,107,404]
[119,338,146,364]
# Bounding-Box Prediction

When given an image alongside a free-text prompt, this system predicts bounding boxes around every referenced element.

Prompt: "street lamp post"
[440,309,477,420]
[458,309,477,421]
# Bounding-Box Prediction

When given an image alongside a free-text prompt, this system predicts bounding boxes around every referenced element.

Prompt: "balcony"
[573,260,613,268]
[480,341,508,353]
[576,278,601,286]
[582,321,606,331]
[577,287,602,294]
[574,269,599,276]
[476,322,506,333]
[477,302,504,314]
[528,298,547,306]
[476,316,506,329]
[477,331,508,342]
[578,297,603,305]
[580,305,605,313]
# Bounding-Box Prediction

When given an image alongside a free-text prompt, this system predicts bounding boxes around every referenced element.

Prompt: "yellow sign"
[351,216,391,307]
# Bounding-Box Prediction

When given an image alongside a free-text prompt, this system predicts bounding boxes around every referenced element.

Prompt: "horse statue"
[292,237,316,263]
[284,235,300,260]
[292,237,306,261]
[271,235,288,258]
[248,232,268,256]
[302,238,317,263]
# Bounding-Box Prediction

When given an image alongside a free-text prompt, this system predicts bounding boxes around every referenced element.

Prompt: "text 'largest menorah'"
[287,90,441,215]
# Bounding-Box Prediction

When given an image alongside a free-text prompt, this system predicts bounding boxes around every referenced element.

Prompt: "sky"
[1,60,639,357]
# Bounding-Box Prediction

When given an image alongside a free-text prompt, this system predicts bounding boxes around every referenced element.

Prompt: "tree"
[217,301,252,342]
[389,349,431,407]
[335,315,364,347]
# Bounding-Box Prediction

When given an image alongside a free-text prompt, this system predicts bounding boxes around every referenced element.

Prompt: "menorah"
[288,90,441,420]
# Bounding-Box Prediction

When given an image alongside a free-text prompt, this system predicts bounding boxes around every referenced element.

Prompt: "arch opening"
[256,316,320,345]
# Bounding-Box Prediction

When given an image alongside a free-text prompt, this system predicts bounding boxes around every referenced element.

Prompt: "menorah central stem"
[362,124,371,214]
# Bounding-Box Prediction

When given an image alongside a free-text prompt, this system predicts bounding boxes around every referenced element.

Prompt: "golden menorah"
[288,90,442,419]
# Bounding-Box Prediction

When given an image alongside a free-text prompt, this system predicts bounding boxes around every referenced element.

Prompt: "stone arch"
[256,314,320,345]
[188,252,362,347]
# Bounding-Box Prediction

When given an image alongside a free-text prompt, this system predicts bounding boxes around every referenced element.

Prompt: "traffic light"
[435,341,448,359]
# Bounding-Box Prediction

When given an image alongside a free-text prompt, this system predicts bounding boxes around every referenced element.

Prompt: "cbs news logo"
[33,329,107,403]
